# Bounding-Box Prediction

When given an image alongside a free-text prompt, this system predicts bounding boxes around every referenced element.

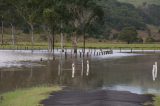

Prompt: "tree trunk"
[60,22,64,52]
[48,34,50,52]
[1,17,4,45]
[30,24,34,51]
[11,23,15,46]
[52,34,55,60]
[52,34,55,53]
[83,32,86,56]
[73,34,77,54]
[47,29,52,52]
[127,41,130,44]
[51,30,55,58]
[61,33,64,52]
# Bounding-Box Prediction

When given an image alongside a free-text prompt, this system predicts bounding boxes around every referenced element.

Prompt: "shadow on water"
[0,50,160,94]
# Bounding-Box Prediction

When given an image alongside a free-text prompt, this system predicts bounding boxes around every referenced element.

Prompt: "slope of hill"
[118,0,160,6]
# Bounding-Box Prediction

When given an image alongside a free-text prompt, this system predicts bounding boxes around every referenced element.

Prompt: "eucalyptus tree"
[119,27,138,44]
[0,0,6,45]
[43,0,71,53]
[0,16,4,45]
[43,0,104,54]
[7,0,43,50]
[58,2,72,52]
[67,0,104,53]
[43,8,59,53]
[5,5,18,46]
[0,0,15,45]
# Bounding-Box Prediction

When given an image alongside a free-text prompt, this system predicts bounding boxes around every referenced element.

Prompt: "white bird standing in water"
[152,62,158,81]
[86,60,90,76]
[72,63,75,78]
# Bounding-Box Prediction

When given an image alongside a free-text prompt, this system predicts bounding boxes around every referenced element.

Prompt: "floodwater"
[0,49,160,94]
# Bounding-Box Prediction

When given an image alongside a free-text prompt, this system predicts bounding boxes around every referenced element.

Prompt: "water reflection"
[29,62,33,78]
[103,85,160,94]
[0,50,160,94]
[58,57,90,79]
[86,60,90,76]
[81,60,84,77]
[152,62,158,81]
[72,62,75,78]
[0,71,2,80]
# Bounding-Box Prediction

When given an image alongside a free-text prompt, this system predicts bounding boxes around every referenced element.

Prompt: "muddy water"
[0,50,160,94]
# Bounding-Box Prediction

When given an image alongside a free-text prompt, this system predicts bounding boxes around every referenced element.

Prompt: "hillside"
[1,0,160,44]
[118,0,160,6]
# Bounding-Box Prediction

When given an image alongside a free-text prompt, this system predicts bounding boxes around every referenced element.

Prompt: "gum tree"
[43,0,71,53]
[67,0,104,53]
[43,8,59,54]
[8,0,43,50]
[119,27,138,44]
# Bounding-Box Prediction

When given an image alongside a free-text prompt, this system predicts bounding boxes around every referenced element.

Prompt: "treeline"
[0,0,105,52]
[0,0,160,46]
[98,0,160,42]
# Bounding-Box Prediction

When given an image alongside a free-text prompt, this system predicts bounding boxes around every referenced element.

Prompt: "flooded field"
[0,50,160,94]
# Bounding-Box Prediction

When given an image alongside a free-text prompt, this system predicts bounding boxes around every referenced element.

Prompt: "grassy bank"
[154,96,160,106]
[1,42,160,50]
[79,43,160,50]
[0,86,61,106]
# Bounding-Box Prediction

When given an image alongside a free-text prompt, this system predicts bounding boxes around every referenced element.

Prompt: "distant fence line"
[0,44,159,53]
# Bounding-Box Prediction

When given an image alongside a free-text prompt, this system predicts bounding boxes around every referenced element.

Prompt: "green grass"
[79,43,160,49]
[0,42,160,50]
[118,0,160,6]
[0,86,61,106]
[154,96,160,106]
[56,43,160,50]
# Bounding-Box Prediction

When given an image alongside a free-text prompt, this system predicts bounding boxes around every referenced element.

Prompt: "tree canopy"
[119,27,138,44]
[1,0,160,43]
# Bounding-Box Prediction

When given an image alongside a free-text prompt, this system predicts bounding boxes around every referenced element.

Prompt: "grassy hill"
[118,0,160,6]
